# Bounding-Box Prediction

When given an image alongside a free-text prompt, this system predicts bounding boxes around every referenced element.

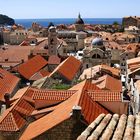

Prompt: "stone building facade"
[122,16,140,28]
[33,116,87,140]
[82,37,111,69]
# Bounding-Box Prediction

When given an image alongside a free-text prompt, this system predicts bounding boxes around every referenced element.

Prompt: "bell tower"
[48,25,58,56]
[75,13,85,32]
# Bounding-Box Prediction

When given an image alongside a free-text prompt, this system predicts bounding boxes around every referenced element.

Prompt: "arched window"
[92,54,96,58]
[50,39,54,44]
[97,54,101,58]
[92,54,101,59]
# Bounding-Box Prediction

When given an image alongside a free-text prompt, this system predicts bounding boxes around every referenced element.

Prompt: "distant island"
[0,14,15,25]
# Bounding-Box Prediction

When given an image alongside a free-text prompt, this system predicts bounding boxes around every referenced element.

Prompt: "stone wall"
[33,117,87,140]
[122,17,140,28]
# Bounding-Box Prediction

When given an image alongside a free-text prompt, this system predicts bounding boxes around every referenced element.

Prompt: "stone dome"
[75,13,84,24]
[92,37,103,46]
[48,26,56,32]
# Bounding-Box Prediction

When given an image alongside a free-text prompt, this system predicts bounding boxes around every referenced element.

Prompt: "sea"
[15,18,122,28]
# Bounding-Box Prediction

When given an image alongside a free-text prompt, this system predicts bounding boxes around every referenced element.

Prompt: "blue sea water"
[15,18,122,28]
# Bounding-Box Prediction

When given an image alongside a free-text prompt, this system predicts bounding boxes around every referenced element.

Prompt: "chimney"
[4,93,11,109]
[0,104,6,115]
[71,105,82,120]
[21,59,24,63]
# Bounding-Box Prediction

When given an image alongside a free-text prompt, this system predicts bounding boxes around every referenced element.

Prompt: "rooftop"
[20,80,109,140]
[77,113,140,140]
[0,68,20,101]
[16,55,48,80]
[50,56,82,81]
[92,75,122,91]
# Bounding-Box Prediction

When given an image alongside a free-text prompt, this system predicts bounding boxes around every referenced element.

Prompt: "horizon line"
[14,17,123,20]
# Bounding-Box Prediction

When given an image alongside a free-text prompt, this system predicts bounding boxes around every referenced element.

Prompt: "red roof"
[17,55,48,80]
[92,75,122,91]
[0,79,123,139]
[0,68,20,101]
[88,90,122,102]
[0,87,34,132]
[19,80,109,140]
[51,56,82,81]
[24,88,77,109]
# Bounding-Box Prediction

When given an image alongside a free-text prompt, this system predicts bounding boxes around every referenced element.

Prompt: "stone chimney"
[4,93,11,109]
[0,104,6,115]
[71,105,82,120]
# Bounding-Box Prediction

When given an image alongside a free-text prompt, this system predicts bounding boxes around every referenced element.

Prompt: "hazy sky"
[0,0,139,19]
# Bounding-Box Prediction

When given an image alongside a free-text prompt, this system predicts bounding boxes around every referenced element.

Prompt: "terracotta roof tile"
[0,68,20,101]
[127,57,140,66]
[17,55,48,80]
[101,64,120,77]
[0,46,32,64]
[80,65,120,80]
[92,75,122,91]
[0,87,35,132]
[78,114,139,140]
[51,56,82,81]
[78,92,109,124]
[0,110,26,132]
[19,80,109,140]
[24,88,77,108]
[39,69,50,77]
[88,90,122,102]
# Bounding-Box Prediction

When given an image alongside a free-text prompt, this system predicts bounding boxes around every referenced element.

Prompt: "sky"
[0,0,140,19]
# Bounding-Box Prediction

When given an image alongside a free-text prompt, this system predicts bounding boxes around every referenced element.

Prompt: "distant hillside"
[0,14,15,25]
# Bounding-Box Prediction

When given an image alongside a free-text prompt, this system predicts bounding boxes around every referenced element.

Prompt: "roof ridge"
[75,80,87,106]
[0,87,29,124]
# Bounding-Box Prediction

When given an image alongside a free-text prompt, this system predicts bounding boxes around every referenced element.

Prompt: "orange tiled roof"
[88,90,122,102]
[39,69,50,77]
[127,57,140,67]
[17,55,48,80]
[125,43,138,53]
[24,87,77,108]
[19,80,109,140]
[0,87,35,132]
[0,45,32,63]
[29,69,50,81]
[0,68,20,101]
[101,64,120,77]
[80,65,120,80]
[78,91,109,124]
[92,75,122,91]
[51,56,82,81]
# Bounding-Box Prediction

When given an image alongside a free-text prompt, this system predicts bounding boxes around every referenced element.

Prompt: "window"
[50,39,54,44]
[92,54,101,59]
[92,54,96,59]
[5,59,8,62]
[79,53,83,56]
[97,54,101,58]
[121,63,126,66]
[86,64,89,68]
[63,49,67,53]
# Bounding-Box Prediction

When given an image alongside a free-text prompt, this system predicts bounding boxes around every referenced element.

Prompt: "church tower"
[48,25,58,56]
[75,13,85,32]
